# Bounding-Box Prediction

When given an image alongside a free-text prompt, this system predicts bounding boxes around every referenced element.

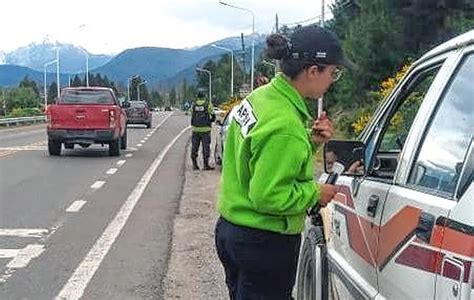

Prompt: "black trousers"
[191,131,211,163]
[215,217,301,300]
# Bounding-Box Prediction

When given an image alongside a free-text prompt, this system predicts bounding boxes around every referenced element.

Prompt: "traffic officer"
[190,91,215,170]
[215,25,352,299]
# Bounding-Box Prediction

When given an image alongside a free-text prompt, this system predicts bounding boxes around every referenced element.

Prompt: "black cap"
[290,25,355,70]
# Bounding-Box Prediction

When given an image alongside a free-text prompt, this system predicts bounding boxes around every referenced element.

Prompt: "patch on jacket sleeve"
[234,99,257,137]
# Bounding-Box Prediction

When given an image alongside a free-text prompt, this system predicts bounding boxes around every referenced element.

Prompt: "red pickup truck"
[46,87,128,156]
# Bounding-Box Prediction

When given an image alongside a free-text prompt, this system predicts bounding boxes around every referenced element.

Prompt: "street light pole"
[196,68,212,101]
[44,59,58,108]
[137,80,147,101]
[78,47,89,87]
[211,44,234,98]
[219,1,255,91]
[56,48,60,99]
[262,60,277,76]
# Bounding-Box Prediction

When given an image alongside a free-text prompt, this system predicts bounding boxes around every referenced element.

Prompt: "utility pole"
[321,0,325,27]
[2,89,6,117]
[275,14,279,33]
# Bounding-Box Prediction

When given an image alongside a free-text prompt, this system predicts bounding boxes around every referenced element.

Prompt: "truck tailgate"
[50,105,113,129]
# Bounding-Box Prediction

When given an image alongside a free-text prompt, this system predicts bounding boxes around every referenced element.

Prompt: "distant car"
[125,100,152,128]
[46,87,127,156]
[214,106,238,166]
[164,106,172,111]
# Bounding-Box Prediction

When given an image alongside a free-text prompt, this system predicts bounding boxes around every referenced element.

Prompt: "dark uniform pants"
[215,217,301,300]
[191,131,211,163]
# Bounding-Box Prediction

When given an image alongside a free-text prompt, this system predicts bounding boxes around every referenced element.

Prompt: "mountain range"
[0,34,267,89]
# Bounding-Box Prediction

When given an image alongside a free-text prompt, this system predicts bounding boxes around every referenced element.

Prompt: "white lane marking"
[125,153,133,158]
[106,168,118,175]
[66,200,87,213]
[0,229,48,238]
[146,134,152,137]
[57,126,190,300]
[140,140,146,143]
[90,181,105,189]
[0,146,46,151]
[144,137,148,141]
[0,249,19,258]
[116,160,126,167]
[126,147,138,152]
[6,244,45,269]
[137,144,143,147]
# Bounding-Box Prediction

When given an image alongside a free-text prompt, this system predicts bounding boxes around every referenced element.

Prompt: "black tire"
[296,226,329,300]
[214,143,222,166]
[146,122,151,129]
[109,138,120,156]
[64,143,74,150]
[48,139,61,156]
[120,129,127,149]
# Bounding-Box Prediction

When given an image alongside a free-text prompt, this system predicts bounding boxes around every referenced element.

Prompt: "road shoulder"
[163,141,227,299]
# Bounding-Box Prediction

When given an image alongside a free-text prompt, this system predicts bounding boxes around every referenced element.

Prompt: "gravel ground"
[163,134,228,300]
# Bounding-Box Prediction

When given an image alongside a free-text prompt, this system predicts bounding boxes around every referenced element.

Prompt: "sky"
[0,0,333,55]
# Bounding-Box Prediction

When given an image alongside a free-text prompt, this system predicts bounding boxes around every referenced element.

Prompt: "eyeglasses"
[316,64,343,82]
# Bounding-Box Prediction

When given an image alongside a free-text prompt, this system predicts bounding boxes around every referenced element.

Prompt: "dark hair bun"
[266,34,289,60]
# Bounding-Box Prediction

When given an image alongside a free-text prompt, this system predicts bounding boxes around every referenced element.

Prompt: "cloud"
[1,0,330,54]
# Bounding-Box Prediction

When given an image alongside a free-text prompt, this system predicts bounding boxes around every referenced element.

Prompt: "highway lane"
[0,111,192,299]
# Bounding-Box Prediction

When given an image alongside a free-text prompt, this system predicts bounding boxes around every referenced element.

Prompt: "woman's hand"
[318,183,337,207]
[312,111,334,145]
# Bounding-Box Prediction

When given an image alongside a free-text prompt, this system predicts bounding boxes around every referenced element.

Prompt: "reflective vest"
[191,98,211,128]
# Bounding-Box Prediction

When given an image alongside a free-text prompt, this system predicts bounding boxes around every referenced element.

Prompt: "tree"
[47,82,58,103]
[18,76,40,96]
[71,75,83,87]
[169,88,177,106]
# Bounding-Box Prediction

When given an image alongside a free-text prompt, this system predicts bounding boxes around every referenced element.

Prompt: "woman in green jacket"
[215,25,352,299]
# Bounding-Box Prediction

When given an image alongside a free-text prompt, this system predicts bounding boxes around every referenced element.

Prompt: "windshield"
[130,101,147,108]
[60,90,115,104]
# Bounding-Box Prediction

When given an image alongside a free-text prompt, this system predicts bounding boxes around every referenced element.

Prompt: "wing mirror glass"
[324,140,366,176]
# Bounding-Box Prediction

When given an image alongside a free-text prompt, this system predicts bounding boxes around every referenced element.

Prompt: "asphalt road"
[0,111,191,299]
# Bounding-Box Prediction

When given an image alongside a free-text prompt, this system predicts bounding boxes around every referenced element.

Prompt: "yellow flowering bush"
[351,63,411,135]
[219,97,242,115]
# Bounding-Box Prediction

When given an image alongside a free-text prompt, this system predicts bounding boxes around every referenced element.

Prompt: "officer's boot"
[203,159,214,171]
[192,158,200,170]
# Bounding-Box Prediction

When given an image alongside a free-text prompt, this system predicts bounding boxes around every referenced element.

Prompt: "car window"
[367,64,442,180]
[130,101,147,108]
[61,90,115,104]
[408,53,474,198]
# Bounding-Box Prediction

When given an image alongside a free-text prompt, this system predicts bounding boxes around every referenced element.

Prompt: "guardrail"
[0,116,46,127]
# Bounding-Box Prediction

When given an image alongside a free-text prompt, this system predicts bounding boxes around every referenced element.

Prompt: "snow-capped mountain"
[3,42,113,73]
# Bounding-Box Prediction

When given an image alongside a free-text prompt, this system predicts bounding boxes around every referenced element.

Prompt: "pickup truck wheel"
[146,122,152,129]
[214,143,222,166]
[109,138,120,156]
[120,129,127,149]
[48,139,62,156]
[64,143,74,150]
[296,226,329,300]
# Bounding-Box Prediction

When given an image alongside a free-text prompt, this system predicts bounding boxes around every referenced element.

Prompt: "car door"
[375,47,474,299]
[327,49,452,299]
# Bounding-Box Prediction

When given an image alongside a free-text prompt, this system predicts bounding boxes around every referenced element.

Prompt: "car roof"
[417,30,474,65]
[62,86,114,92]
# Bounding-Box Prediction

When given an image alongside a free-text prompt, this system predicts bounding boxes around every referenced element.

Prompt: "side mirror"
[324,140,366,176]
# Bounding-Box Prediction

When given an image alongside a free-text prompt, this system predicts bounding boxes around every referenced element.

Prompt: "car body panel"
[299,30,474,300]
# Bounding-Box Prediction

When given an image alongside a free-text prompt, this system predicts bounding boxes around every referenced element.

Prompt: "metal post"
[56,48,60,99]
[321,0,325,27]
[219,1,255,91]
[44,65,48,108]
[86,53,89,87]
[2,89,6,117]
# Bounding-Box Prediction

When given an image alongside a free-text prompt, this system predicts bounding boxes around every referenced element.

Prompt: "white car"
[296,30,474,300]
[214,106,238,167]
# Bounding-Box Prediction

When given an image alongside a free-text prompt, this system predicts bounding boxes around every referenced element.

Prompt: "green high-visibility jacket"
[217,73,320,235]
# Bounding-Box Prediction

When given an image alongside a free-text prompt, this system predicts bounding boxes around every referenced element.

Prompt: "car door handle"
[367,195,379,217]
[415,212,435,243]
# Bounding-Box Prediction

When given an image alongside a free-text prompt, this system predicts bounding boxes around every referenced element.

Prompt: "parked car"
[125,100,152,128]
[164,106,172,111]
[296,30,474,299]
[46,87,128,156]
[214,106,238,166]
